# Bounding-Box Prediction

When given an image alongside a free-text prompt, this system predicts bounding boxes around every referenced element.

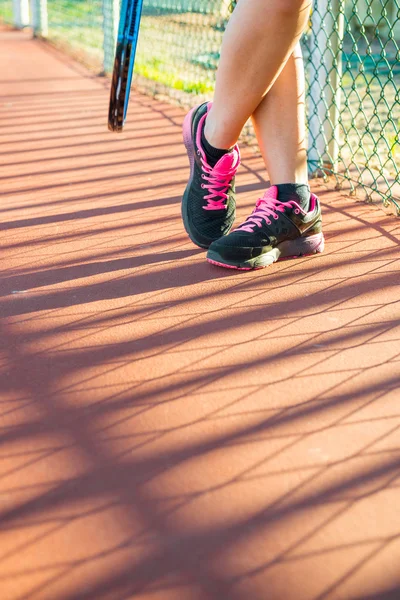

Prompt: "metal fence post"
[30,0,48,37]
[12,0,30,28]
[308,0,345,173]
[102,0,119,74]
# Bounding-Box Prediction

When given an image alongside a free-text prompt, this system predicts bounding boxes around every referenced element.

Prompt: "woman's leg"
[181,0,318,257]
[251,43,308,185]
[204,0,312,149]
[205,8,325,269]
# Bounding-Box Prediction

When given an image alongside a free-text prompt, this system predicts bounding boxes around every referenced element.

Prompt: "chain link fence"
[1,0,399,214]
[308,0,399,214]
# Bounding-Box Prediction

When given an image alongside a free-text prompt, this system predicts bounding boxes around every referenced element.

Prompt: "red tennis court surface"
[1,26,400,600]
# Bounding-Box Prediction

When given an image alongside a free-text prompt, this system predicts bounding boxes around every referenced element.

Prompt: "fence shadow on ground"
[1,75,400,600]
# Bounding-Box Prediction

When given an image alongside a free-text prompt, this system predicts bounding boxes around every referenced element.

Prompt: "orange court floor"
[1,25,400,600]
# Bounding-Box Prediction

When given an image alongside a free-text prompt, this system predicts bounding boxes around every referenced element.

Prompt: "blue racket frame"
[108,0,144,132]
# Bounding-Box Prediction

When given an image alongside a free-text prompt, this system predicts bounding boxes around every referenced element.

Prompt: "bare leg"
[204,0,312,149]
[252,43,308,184]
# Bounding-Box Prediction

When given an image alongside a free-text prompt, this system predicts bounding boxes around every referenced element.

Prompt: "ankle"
[201,116,233,167]
[204,113,237,150]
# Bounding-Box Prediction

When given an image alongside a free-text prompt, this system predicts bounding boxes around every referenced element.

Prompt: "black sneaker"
[182,102,240,249]
[206,185,324,270]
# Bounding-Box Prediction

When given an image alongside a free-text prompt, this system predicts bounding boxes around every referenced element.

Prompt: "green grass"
[0,0,14,23]
[135,62,213,94]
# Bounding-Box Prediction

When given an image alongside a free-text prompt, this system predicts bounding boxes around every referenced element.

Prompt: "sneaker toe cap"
[209,238,268,261]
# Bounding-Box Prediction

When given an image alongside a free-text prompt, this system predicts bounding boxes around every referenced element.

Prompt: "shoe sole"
[207,233,325,270]
[181,107,210,249]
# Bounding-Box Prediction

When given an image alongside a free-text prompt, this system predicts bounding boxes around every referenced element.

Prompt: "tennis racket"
[108,0,144,132]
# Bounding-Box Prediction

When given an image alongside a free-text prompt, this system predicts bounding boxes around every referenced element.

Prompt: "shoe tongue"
[262,186,279,201]
[214,148,239,171]
[255,185,279,209]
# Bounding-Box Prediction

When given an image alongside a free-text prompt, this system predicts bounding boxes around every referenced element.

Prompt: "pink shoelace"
[196,106,240,211]
[200,157,238,211]
[236,187,304,233]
